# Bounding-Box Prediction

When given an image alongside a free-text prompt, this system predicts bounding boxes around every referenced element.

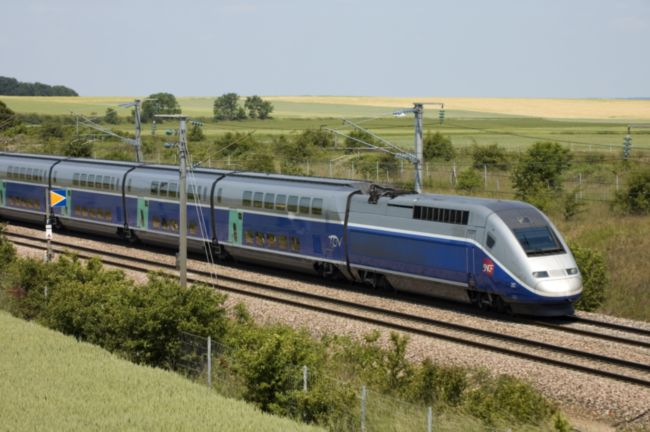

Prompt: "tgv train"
[0,152,582,316]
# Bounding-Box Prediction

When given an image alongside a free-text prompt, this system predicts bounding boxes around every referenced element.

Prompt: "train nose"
[535,275,582,296]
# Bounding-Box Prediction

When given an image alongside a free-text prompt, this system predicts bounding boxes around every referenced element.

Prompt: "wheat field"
[2,95,649,120]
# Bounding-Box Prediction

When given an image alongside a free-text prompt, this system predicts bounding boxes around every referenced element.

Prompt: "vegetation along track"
[5,229,650,389]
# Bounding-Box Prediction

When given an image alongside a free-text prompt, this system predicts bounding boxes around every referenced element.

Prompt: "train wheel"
[494,296,512,315]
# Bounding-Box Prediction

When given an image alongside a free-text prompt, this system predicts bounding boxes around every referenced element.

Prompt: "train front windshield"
[512,226,564,256]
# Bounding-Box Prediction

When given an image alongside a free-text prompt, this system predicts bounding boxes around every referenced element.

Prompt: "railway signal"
[439,106,445,124]
[623,134,632,160]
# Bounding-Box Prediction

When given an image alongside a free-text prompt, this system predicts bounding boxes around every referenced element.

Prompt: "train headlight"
[532,271,549,278]
[566,267,579,275]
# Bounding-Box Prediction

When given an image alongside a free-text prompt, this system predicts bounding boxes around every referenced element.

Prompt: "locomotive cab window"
[486,234,496,249]
[513,226,564,256]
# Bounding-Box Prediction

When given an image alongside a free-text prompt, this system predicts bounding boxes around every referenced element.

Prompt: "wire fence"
[173,330,496,432]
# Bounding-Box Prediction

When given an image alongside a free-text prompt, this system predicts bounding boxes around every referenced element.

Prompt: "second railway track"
[5,229,650,389]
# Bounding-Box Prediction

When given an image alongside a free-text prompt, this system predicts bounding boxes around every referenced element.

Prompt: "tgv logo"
[482,258,494,276]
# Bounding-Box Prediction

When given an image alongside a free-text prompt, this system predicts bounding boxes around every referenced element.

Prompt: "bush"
[471,143,508,170]
[456,168,482,193]
[423,132,455,161]
[613,169,650,214]
[409,358,467,406]
[63,139,93,158]
[570,244,607,312]
[464,374,555,426]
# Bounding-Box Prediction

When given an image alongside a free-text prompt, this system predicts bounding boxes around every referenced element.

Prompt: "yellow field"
[2,95,649,120]
[266,96,650,121]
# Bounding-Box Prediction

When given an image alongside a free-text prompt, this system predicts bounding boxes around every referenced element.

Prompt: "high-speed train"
[0,152,582,316]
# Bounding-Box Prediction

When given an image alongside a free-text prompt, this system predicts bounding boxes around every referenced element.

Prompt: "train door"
[228,209,243,245]
[137,198,149,229]
[0,180,5,207]
[466,229,477,285]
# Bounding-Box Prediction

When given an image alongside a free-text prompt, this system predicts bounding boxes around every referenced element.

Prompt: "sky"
[1,0,649,98]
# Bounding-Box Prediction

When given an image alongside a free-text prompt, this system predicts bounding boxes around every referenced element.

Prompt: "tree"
[0,100,19,131]
[213,93,244,121]
[244,95,274,120]
[188,123,205,142]
[423,132,455,161]
[471,143,508,170]
[570,244,607,312]
[0,76,78,96]
[104,108,119,124]
[511,141,572,205]
[63,139,93,158]
[140,93,181,123]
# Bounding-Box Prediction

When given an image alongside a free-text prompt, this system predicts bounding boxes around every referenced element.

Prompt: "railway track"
[5,229,650,389]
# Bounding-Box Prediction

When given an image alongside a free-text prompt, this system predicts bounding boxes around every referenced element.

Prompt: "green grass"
[0,310,320,432]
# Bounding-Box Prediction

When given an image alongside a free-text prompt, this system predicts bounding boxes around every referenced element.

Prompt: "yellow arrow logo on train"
[50,189,66,207]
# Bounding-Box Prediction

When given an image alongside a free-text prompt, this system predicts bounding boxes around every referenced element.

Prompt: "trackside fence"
[174,331,453,432]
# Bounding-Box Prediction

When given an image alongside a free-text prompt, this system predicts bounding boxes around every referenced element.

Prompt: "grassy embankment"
[0,310,320,432]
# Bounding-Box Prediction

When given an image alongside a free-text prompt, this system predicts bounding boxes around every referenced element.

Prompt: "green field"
[0,311,319,432]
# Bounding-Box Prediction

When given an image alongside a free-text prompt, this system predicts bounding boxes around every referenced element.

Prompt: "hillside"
[0,311,320,432]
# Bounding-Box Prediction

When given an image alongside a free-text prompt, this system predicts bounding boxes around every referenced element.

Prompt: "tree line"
[0,76,78,96]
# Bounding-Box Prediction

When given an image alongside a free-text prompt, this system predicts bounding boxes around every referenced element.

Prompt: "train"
[0,152,582,316]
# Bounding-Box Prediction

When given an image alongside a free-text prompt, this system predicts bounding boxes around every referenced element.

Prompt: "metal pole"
[178,118,188,289]
[413,103,424,193]
[303,365,308,392]
[134,99,144,163]
[207,335,212,388]
[45,189,52,262]
[361,385,367,432]
[484,164,488,190]
[427,406,432,432]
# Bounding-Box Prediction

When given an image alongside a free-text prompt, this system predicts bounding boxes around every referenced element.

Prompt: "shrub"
[409,358,467,406]
[464,374,555,426]
[471,143,508,170]
[570,244,607,312]
[423,131,455,161]
[613,169,650,214]
[63,139,93,158]
[456,168,482,193]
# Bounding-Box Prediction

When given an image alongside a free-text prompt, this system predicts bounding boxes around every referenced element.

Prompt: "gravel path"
[6,224,650,429]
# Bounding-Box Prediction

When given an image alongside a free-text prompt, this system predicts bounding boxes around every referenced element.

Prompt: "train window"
[243,191,252,207]
[291,237,300,252]
[486,234,495,249]
[299,197,310,214]
[264,193,274,210]
[244,231,254,245]
[150,181,159,196]
[159,182,168,197]
[253,192,263,208]
[20,167,26,180]
[275,194,286,211]
[73,173,80,186]
[266,233,277,248]
[88,174,96,188]
[255,232,265,246]
[203,187,207,201]
[217,188,222,204]
[152,217,161,229]
[127,178,132,193]
[287,195,298,212]
[27,168,33,181]
[169,183,178,199]
[103,176,111,190]
[278,235,288,250]
[189,222,197,235]
[170,219,179,232]
[80,174,87,187]
[115,178,120,191]
[311,198,323,216]
[89,208,97,218]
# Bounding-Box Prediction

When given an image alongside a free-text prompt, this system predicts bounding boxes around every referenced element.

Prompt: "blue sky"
[1,0,648,97]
